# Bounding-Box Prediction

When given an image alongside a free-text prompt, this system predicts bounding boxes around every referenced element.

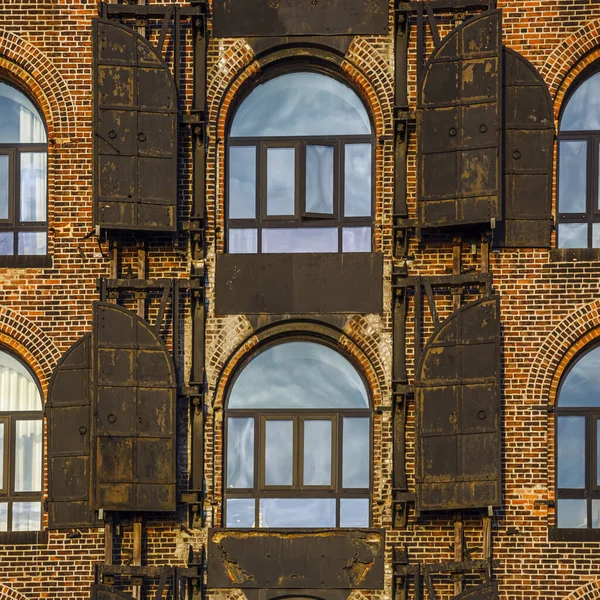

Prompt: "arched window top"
[228,341,369,409]
[560,71,600,132]
[0,351,42,412]
[0,83,46,144]
[230,72,372,138]
[558,345,600,408]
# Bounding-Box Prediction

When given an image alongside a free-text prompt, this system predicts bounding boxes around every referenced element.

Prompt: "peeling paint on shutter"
[47,334,96,529]
[498,48,554,247]
[416,297,501,511]
[417,10,502,229]
[93,19,177,232]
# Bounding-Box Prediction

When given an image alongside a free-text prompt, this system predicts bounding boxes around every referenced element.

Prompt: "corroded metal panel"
[215,253,383,315]
[207,529,385,589]
[91,586,135,600]
[454,583,498,600]
[47,335,96,529]
[93,19,177,232]
[498,48,554,248]
[415,297,501,511]
[417,11,502,228]
[92,302,177,512]
[212,0,387,37]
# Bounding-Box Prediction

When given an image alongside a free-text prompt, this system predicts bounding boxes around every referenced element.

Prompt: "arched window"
[0,351,43,531]
[226,71,374,254]
[224,340,371,528]
[556,344,600,530]
[0,82,47,257]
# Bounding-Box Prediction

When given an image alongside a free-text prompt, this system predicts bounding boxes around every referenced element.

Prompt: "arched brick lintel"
[563,579,600,600]
[526,300,600,406]
[0,28,77,138]
[0,306,62,398]
[0,583,32,600]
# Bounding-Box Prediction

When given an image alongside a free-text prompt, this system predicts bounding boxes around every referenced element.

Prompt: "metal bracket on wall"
[176,547,204,600]
[393,547,420,600]
[95,565,173,600]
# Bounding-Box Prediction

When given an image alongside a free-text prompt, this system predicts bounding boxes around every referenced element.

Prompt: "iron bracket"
[392,491,416,528]
[177,548,205,600]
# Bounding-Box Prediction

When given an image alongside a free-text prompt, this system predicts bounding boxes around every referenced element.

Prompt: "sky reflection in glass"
[228,341,369,409]
[559,346,600,407]
[557,416,585,489]
[227,417,254,489]
[259,498,336,527]
[265,420,294,486]
[561,72,600,131]
[230,72,371,137]
[0,84,46,144]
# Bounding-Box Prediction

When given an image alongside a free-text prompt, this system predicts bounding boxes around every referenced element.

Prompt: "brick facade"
[0,1,599,599]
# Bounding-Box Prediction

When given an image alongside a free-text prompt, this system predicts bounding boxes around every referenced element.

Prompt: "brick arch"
[0,306,62,398]
[563,580,600,600]
[0,584,31,600]
[526,300,600,406]
[540,17,600,107]
[0,28,76,137]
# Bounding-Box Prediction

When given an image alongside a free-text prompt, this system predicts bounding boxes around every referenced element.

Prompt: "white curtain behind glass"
[14,420,42,492]
[19,106,45,144]
[0,365,41,411]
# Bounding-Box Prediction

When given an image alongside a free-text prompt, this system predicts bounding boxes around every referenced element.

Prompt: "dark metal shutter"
[454,583,498,600]
[93,19,177,232]
[91,585,135,600]
[416,297,501,511]
[497,48,554,247]
[92,302,177,512]
[47,335,96,529]
[417,10,502,228]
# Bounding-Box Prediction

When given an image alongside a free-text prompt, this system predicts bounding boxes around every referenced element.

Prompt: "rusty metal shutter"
[454,583,498,600]
[92,302,177,512]
[93,19,177,232]
[416,297,501,511]
[417,10,502,228]
[47,334,96,529]
[497,48,554,247]
[91,586,135,600]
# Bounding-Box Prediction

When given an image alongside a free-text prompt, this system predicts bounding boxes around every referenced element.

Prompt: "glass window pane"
[303,420,332,486]
[593,500,600,528]
[558,346,600,407]
[343,227,371,252]
[0,351,42,411]
[561,72,600,131]
[345,144,372,217]
[0,83,46,143]
[227,417,254,489]
[597,420,600,487]
[230,72,371,137]
[12,501,41,531]
[0,503,7,532]
[267,148,295,216]
[342,417,370,488]
[0,233,12,256]
[229,229,257,254]
[306,146,334,214]
[558,223,587,249]
[262,228,338,253]
[229,146,256,219]
[557,416,585,489]
[558,141,587,213]
[557,498,587,529]
[229,341,369,409]
[0,422,4,489]
[0,155,8,219]
[20,152,46,221]
[14,420,42,492]
[593,223,600,248]
[259,498,336,528]
[340,498,369,527]
[226,498,255,528]
[18,232,46,255]
[265,420,294,486]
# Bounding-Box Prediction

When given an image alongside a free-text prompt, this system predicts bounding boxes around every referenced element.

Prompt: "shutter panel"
[93,19,177,232]
[91,585,135,600]
[454,583,498,600]
[416,297,501,511]
[418,10,502,228]
[497,48,554,247]
[47,335,96,529]
[92,302,177,512]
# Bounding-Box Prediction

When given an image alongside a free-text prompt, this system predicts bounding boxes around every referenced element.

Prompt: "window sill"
[0,255,52,269]
[0,529,48,545]
[549,248,600,262]
[548,527,600,542]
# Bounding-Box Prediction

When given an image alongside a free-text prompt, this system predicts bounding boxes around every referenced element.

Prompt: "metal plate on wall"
[418,11,502,228]
[91,586,136,600]
[207,529,385,589]
[453,583,498,600]
[215,253,383,315]
[415,297,501,511]
[212,0,388,38]
[93,19,177,232]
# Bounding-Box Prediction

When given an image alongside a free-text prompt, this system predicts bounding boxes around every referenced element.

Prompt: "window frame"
[225,67,376,255]
[223,339,373,529]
